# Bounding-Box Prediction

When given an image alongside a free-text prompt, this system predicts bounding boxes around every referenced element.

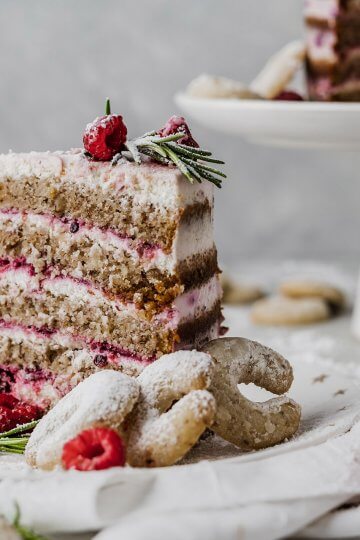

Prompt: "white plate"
[175,93,360,149]
[2,322,360,470]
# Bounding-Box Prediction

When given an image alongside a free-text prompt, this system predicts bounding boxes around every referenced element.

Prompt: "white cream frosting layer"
[304,0,339,26]
[306,27,337,66]
[0,207,214,274]
[172,274,221,322]
[0,321,152,369]
[0,265,221,327]
[0,150,213,211]
[0,321,82,349]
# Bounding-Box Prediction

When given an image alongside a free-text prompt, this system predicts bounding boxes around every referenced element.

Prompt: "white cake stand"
[175,93,360,149]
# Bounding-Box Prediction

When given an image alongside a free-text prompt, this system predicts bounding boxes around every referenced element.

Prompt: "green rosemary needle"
[0,420,39,455]
[118,132,226,188]
[13,504,49,540]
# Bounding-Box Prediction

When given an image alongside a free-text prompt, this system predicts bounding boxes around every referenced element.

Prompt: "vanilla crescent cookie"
[25,370,140,470]
[251,295,331,326]
[124,350,216,467]
[221,274,265,305]
[186,74,261,100]
[201,338,301,450]
[250,40,306,99]
[280,279,345,313]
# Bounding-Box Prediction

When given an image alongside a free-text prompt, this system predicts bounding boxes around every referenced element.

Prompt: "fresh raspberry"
[0,394,42,432]
[62,428,126,471]
[0,394,19,408]
[274,90,304,101]
[83,114,127,161]
[157,115,199,147]
[14,402,42,424]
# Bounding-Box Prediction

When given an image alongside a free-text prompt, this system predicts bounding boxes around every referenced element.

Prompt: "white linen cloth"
[1,421,360,540]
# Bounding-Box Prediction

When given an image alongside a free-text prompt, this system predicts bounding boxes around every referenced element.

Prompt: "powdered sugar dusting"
[125,350,216,467]
[25,370,140,470]
[137,350,214,407]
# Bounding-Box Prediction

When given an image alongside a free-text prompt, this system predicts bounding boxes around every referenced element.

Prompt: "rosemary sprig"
[114,132,226,188]
[13,504,49,540]
[0,421,39,455]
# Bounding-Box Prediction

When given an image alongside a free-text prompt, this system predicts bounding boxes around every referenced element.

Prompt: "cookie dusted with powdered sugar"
[202,337,301,450]
[250,41,306,99]
[124,350,216,467]
[251,295,331,326]
[25,370,140,470]
[187,74,261,99]
[279,279,345,313]
[221,274,265,305]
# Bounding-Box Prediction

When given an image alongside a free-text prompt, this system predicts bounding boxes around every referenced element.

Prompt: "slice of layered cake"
[0,108,225,409]
[305,0,360,100]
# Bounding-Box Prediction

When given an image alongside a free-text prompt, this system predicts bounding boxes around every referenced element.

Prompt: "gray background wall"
[0,0,358,265]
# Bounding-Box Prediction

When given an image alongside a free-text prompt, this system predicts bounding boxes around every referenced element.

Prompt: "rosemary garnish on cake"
[116,131,226,188]
[83,101,226,187]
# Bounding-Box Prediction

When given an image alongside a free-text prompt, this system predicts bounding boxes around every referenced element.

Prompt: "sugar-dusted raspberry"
[274,90,304,101]
[62,427,126,471]
[0,394,18,408]
[157,115,199,147]
[83,100,127,161]
[0,395,19,432]
[0,394,42,432]
[14,402,42,425]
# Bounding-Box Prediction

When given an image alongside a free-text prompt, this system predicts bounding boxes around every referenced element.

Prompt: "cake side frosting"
[0,151,218,306]
[0,151,223,401]
[0,261,221,335]
[304,0,360,100]
[0,151,213,214]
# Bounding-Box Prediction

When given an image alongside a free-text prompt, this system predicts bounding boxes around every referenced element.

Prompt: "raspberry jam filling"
[88,338,156,363]
[0,320,156,366]
[0,364,57,409]
[0,256,35,275]
[0,208,163,260]
[0,364,54,390]
[0,255,177,322]
[0,393,43,432]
